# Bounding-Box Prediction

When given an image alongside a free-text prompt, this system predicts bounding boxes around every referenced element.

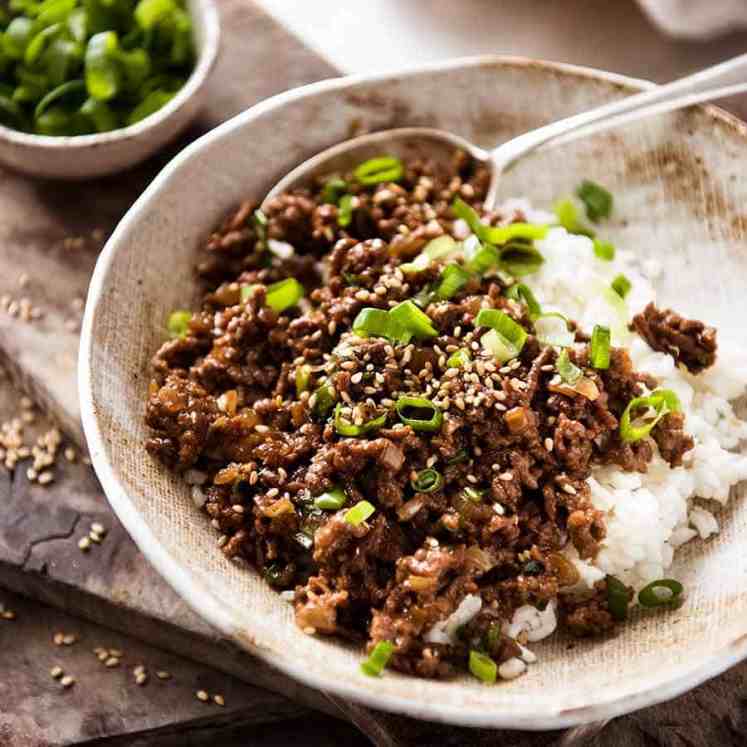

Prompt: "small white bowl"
[0,0,219,180]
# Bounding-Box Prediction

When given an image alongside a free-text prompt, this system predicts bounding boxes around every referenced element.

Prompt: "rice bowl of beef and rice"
[80,58,747,727]
[142,150,747,684]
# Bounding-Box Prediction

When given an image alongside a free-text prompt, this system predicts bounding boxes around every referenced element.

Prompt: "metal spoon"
[265,54,747,211]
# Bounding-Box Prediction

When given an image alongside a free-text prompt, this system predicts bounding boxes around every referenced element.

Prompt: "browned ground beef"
[144,152,709,679]
[631,302,717,374]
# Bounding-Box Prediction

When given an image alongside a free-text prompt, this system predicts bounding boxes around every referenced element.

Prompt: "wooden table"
[1,1,747,744]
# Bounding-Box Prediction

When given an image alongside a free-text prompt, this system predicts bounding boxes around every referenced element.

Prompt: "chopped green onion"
[638,579,684,608]
[464,235,500,274]
[411,468,443,493]
[463,486,485,502]
[320,177,347,204]
[446,449,468,465]
[334,403,387,437]
[353,155,403,185]
[553,198,595,238]
[452,197,547,246]
[353,307,395,339]
[345,500,375,526]
[265,278,304,313]
[389,300,438,339]
[295,364,312,395]
[611,273,631,299]
[314,486,347,511]
[534,313,574,347]
[252,208,268,251]
[590,325,611,369]
[576,179,613,223]
[468,650,496,684]
[435,263,471,300]
[606,575,631,621]
[395,396,443,432]
[400,235,458,274]
[360,640,394,677]
[592,239,615,261]
[413,285,435,310]
[556,349,582,385]
[312,379,336,416]
[447,348,471,368]
[499,240,545,277]
[506,283,541,321]
[337,194,354,227]
[167,309,191,338]
[475,309,527,362]
[619,389,681,443]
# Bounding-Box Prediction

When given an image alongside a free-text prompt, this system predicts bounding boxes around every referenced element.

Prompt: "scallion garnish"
[167,309,191,339]
[265,278,304,313]
[553,198,595,238]
[252,209,268,251]
[576,179,613,223]
[534,313,574,347]
[446,449,468,465]
[447,348,471,368]
[452,197,547,245]
[345,500,375,526]
[468,650,497,684]
[556,348,582,385]
[337,194,354,227]
[592,239,615,261]
[389,300,438,340]
[312,379,336,416]
[400,235,458,274]
[314,486,347,511]
[411,468,443,493]
[590,325,611,369]
[475,309,528,363]
[611,273,631,299]
[464,235,500,274]
[295,364,312,394]
[606,575,631,621]
[395,396,443,432]
[619,389,681,443]
[360,640,395,677]
[435,263,471,300]
[353,156,403,185]
[499,240,545,277]
[506,283,542,321]
[638,579,684,608]
[353,307,395,339]
[320,177,347,204]
[334,403,387,437]
[463,486,485,502]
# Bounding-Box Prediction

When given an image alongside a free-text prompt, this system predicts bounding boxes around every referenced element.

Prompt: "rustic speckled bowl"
[79,57,747,729]
[0,0,219,180]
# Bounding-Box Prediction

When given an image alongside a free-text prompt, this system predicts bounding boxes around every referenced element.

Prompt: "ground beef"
[144,151,707,680]
[631,302,717,373]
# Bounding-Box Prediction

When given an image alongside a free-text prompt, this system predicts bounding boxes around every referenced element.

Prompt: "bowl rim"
[0,0,220,148]
[79,54,747,730]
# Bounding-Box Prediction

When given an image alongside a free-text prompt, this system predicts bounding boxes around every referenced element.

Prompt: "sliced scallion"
[353,155,403,185]
[320,176,347,204]
[314,486,347,511]
[468,650,496,684]
[452,197,547,245]
[360,640,394,677]
[606,575,631,621]
[337,193,354,227]
[556,348,582,385]
[577,179,613,223]
[435,263,471,300]
[395,396,443,432]
[389,300,438,339]
[475,309,527,362]
[590,325,611,369]
[447,348,471,368]
[499,240,544,277]
[400,235,458,274]
[167,309,191,339]
[353,307,395,339]
[446,449,468,465]
[411,468,443,493]
[464,235,499,274]
[592,238,615,261]
[506,283,541,321]
[463,486,485,502]
[312,379,336,416]
[638,579,683,608]
[611,273,631,299]
[345,500,375,526]
[295,364,312,394]
[534,313,574,347]
[619,389,681,443]
[334,403,387,437]
[252,208,268,251]
[553,198,595,238]
[265,278,304,313]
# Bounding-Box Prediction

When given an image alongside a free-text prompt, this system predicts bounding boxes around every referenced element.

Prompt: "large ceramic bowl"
[79,57,747,729]
[0,0,219,179]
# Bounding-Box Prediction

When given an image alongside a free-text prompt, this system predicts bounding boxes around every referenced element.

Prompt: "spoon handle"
[487,52,747,201]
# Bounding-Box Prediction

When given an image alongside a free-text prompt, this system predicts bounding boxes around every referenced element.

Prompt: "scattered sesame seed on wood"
[109,649,123,657]
[60,675,75,688]
[53,632,65,646]
[78,537,91,552]
[104,657,120,668]
[135,673,148,685]
[50,666,64,679]
[2,609,17,620]
[156,670,171,680]
[62,633,77,645]
[90,522,106,536]
[196,690,209,702]
[213,694,225,706]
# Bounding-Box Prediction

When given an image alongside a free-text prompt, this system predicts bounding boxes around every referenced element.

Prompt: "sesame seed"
[254,424,269,433]
[266,487,279,498]
[213,694,226,706]
[97,651,108,662]
[60,675,75,688]
[2,610,16,620]
[105,657,120,668]
[38,471,54,485]
[26,467,37,481]
[133,664,146,675]
[135,673,148,685]
[499,472,513,482]
[50,666,63,679]
[78,537,91,552]
[91,522,106,535]
[109,648,123,659]
[89,531,102,544]
[545,438,554,451]
[217,535,228,548]
[62,634,77,645]
[156,670,171,680]
[466,474,478,484]
[231,504,244,514]
[563,484,577,495]
[350,372,363,384]
[196,690,209,702]
[303,626,316,635]
[53,633,64,646]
